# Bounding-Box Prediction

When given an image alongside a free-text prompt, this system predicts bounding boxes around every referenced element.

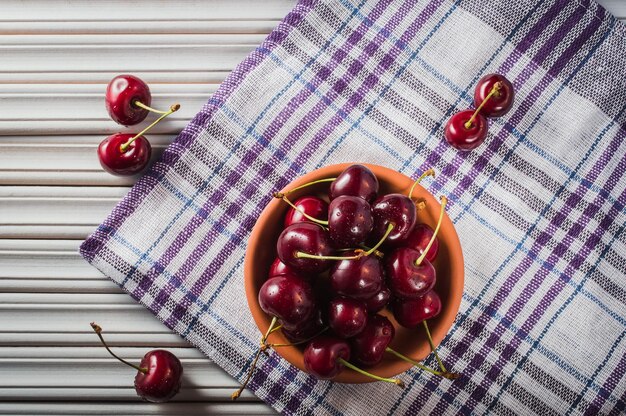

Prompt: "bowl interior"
[244,163,464,383]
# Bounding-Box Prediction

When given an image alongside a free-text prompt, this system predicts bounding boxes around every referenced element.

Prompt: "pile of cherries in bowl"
[234,164,462,398]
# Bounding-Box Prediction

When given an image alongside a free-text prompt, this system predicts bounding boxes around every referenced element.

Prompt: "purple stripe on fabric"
[498,0,571,74]
[79,0,317,264]
[137,1,391,319]
[119,2,322,306]
[449,98,625,415]
[408,7,610,415]
[584,353,626,415]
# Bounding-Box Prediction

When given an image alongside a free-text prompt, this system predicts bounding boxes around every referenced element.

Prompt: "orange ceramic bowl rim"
[244,163,464,383]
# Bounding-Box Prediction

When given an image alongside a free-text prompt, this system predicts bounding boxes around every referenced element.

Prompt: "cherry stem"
[423,320,447,373]
[385,347,458,379]
[364,223,394,256]
[408,168,436,200]
[268,327,329,348]
[120,103,180,153]
[273,177,337,199]
[358,244,384,258]
[415,196,447,266]
[280,195,329,225]
[133,100,172,115]
[231,317,279,400]
[295,224,392,262]
[338,358,405,388]
[464,82,502,129]
[90,322,147,374]
[268,323,283,335]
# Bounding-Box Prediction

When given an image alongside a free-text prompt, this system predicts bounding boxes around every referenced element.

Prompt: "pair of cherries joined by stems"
[445,73,514,151]
[233,165,459,398]
[98,75,180,176]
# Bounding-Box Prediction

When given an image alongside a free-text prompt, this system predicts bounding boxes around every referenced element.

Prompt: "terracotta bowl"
[244,163,464,383]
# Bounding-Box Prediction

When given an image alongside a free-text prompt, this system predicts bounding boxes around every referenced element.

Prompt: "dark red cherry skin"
[371,193,417,247]
[474,74,514,117]
[134,349,183,403]
[277,222,333,274]
[392,290,442,328]
[386,247,436,299]
[405,223,439,263]
[98,133,151,176]
[350,314,394,367]
[282,308,324,342]
[328,196,373,248]
[329,164,379,203]
[268,257,308,279]
[284,196,328,228]
[258,273,316,328]
[444,110,488,151]
[328,298,368,338]
[105,75,151,126]
[330,251,383,300]
[303,335,350,379]
[364,285,392,313]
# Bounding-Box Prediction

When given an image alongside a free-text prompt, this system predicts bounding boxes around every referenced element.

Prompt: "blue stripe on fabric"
[313,0,461,170]
[442,16,617,383]
[485,201,626,414]
[565,329,626,414]
[461,274,622,407]
[116,0,369,288]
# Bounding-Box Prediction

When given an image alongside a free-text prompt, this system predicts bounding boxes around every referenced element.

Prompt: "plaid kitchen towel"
[80,0,626,414]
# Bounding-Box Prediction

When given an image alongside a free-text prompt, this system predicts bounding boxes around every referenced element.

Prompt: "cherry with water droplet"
[364,285,392,313]
[392,290,442,328]
[330,164,379,203]
[284,196,328,228]
[350,314,394,367]
[328,297,368,338]
[371,193,417,247]
[405,223,439,263]
[328,195,373,248]
[258,273,316,328]
[276,222,334,274]
[330,251,383,300]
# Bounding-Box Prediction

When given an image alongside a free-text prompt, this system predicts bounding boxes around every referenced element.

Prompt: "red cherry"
[284,196,328,228]
[444,110,488,151]
[330,251,383,300]
[276,222,333,274]
[386,247,436,299]
[405,223,439,263]
[105,75,151,126]
[330,164,379,203]
[392,290,442,328]
[328,297,368,338]
[364,285,392,313]
[371,193,417,247]
[134,350,184,403]
[474,74,514,117]
[281,309,324,343]
[303,335,351,379]
[350,314,394,367]
[90,323,182,403]
[258,273,316,328]
[268,257,307,279]
[328,195,373,248]
[98,133,151,176]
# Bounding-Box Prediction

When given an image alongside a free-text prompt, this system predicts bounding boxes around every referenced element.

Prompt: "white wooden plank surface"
[0,1,621,415]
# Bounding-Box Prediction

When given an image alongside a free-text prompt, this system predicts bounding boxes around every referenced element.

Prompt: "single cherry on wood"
[98,133,151,176]
[329,164,379,203]
[474,74,514,117]
[90,323,183,403]
[98,103,180,176]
